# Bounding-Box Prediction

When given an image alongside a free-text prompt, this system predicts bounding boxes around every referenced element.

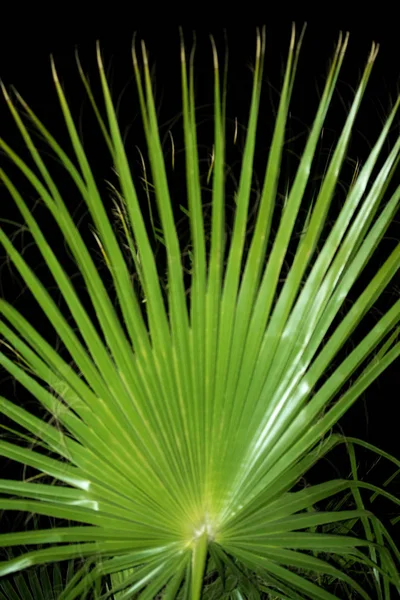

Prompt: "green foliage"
[0,559,95,600]
[0,26,399,598]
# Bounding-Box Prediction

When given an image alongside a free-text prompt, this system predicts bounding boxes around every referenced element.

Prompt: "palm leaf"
[0,26,399,599]
[0,558,94,600]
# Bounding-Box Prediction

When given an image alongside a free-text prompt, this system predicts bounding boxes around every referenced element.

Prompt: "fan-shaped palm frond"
[0,26,399,599]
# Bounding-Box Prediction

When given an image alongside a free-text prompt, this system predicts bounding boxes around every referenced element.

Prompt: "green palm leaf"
[0,26,399,599]
[0,559,102,600]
